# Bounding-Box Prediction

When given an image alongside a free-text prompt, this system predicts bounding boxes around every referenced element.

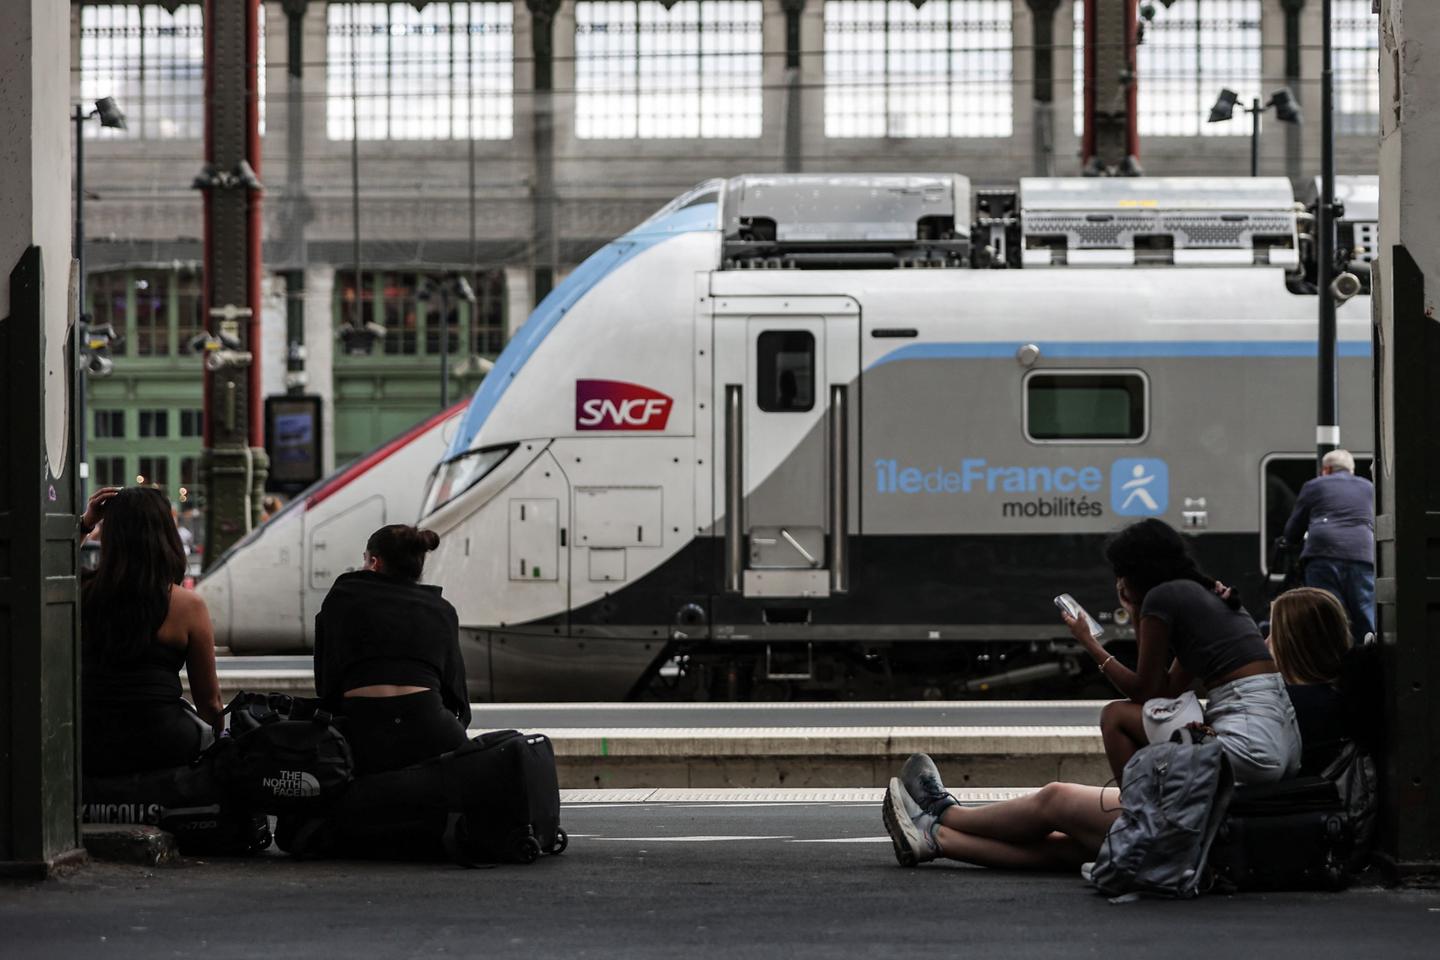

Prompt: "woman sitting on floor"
[81,485,223,777]
[1268,587,1353,774]
[314,524,470,775]
[881,518,1302,869]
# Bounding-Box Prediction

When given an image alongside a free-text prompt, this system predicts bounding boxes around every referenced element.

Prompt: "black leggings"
[341,690,468,775]
[83,700,213,778]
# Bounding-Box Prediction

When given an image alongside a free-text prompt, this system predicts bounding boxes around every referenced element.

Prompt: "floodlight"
[94,97,127,130]
[1208,89,1239,124]
[1270,87,1302,125]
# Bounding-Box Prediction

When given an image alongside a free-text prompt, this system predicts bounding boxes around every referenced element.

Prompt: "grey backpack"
[1088,740,1235,899]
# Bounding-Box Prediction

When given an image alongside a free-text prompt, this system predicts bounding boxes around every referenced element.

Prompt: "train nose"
[195,564,233,650]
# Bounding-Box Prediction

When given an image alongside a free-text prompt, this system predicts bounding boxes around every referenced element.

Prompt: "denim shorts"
[1204,672,1302,785]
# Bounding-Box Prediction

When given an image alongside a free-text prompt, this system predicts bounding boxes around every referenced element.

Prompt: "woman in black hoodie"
[314,524,470,774]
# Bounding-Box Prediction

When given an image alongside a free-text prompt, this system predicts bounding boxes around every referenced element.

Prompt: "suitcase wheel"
[547,828,568,856]
[516,836,541,864]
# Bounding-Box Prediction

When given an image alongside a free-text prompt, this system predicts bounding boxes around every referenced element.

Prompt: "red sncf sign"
[575,380,674,431]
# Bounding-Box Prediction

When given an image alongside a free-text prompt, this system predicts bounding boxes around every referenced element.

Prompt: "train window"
[1025,372,1147,442]
[1261,454,1373,572]
[757,331,815,413]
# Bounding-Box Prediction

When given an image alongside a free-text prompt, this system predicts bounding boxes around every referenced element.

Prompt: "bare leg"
[938,782,1122,852]
[934,829,1095,871]
[1101,700,1147,784]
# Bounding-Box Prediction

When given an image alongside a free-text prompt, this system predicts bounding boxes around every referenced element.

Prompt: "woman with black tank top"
[1062,518,1302,785]
[80,486,223,777]
[313,524,470,775]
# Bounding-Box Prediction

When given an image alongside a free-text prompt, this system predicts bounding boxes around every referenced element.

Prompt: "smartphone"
[1054,594,1104,641]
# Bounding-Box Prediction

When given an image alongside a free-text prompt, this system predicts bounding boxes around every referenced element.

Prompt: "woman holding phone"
[1066,518,1301,786]
[881,518,1301,870]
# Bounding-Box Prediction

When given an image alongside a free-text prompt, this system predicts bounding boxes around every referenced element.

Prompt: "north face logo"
[261,770,321,798]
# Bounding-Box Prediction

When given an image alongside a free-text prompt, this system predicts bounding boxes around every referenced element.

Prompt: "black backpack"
[215,692,354,815]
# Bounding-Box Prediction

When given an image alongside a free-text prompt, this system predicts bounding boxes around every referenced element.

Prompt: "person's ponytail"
[365,524,440,581]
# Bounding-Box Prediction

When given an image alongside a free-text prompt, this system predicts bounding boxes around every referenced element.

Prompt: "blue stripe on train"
[869,339,1373,369]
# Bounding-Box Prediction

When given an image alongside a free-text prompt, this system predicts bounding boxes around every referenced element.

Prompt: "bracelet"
[1099,655,1117,672]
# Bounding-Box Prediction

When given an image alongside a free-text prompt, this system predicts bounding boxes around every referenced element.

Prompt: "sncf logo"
[576,380,673,431]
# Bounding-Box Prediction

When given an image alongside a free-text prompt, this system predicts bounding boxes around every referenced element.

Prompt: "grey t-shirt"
[1140,579,1272,682]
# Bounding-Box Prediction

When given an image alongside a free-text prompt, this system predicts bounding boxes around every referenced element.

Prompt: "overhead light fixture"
[1269,87,1302,125]
[94,97,127,130]
[1208,89,1239,124]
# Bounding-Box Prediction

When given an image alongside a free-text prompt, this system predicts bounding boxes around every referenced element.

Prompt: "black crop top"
[1140,579,1273,683]
[314,570,471,726]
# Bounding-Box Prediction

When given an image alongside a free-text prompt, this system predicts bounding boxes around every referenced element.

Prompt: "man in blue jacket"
[1283,450,1376,642]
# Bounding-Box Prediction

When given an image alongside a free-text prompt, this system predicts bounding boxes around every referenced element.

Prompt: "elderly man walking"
[1282,449,1376,642]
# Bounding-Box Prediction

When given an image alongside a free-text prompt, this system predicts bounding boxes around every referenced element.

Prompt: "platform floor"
[6,799,1437,959]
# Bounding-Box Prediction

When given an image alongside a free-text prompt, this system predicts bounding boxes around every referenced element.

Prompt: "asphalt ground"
[7,802,1438,959]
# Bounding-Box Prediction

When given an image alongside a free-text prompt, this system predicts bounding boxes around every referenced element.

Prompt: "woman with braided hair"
[1064,518,1301,785]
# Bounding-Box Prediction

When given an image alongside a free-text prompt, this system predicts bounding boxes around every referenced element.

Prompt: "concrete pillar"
[504,264,534,337]
[1374,0,1440,872]
[303,264,335,473]
[0,0,85,875]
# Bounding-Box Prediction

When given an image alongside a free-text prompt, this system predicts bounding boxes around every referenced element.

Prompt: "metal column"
[197,0,268,566]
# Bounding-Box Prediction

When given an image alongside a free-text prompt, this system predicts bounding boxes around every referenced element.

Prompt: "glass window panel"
[472,269,508,355]
[94,410,126,439]
[824,1,1013,139]
[180,409,204,438]
[1334,0,1379,136]
[576,1,762,139]
[137,455,170,493]
[326,2,514,141]
[757,331,815,413]
[132,270,170,356]
[176,266,205,354]
[1136,0,1261,137]
[80,4,205,140]
[139,409,170,438]
[95,456,127,487]
[1026,373,1146,441]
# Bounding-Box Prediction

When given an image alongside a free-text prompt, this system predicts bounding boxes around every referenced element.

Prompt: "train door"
[713,297,860,599]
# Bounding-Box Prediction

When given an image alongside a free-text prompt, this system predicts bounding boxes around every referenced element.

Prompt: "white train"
[199,403,466,652]
[206,174,1378,702]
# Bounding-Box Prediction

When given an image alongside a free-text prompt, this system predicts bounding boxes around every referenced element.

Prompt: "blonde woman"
[1268,587,1353,773]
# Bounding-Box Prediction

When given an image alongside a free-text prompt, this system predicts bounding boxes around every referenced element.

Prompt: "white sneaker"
[882,777,939,867]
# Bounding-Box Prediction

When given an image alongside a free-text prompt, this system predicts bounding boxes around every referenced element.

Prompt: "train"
[202,173,1378,702]
[199,402,466,652]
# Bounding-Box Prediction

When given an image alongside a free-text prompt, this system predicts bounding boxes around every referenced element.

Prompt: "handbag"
[1143,690,1206,744]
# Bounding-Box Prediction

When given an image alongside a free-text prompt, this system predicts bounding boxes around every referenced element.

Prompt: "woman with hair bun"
[314,524,470,774]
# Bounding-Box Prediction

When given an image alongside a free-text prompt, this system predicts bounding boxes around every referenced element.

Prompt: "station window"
[574,1,764,139]
[1074,0,1261,138]
[137,456,170,492]
[94,457,126,487]
[94,410,125,439]
[325,2,515,141]
[139,409,170,438]
[175,267,206,355]
[133,270,170,356]
[78,4,206,140]
[1334,0,1381,135]
[180,409,204,438]
[1025,372,1147,442]
[757,331,815,413]
[179,456,202,506]
[1261,454,1373,572]
[335,269,507,358]
[823,0,1013,139]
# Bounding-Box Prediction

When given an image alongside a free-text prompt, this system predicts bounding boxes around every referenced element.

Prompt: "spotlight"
[1270,87,1302,125]
[94,97,127,130]
[1208,89,1239,124]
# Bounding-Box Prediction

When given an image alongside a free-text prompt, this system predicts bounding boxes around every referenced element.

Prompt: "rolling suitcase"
[1207,776,1353,892]
[285,729,565,865]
